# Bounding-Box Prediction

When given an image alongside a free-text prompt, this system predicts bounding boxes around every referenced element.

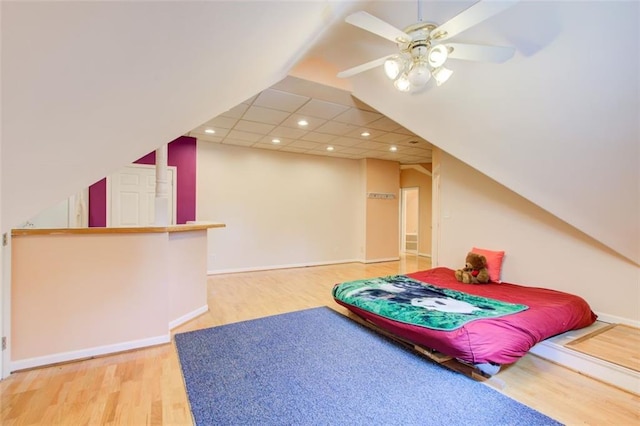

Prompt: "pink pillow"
[471,247,505,283]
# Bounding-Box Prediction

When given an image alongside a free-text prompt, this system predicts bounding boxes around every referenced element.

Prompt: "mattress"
[333,267,597,367]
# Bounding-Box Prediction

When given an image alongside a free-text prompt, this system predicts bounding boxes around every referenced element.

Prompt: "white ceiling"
[188,78,433,164]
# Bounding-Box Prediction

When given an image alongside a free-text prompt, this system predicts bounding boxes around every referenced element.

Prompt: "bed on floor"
[332,267,597,377]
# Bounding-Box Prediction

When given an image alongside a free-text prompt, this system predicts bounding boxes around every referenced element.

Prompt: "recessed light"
[389,146,398,152]
[272,138,281,144]
[326,146,335,151]
[297,119,309,127]
[361,131,370,137]
[204,129,215,134]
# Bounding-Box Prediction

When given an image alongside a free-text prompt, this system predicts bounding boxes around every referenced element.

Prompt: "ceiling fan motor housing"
[401,23,437,60]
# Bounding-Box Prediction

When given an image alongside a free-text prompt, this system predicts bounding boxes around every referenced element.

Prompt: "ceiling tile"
[332,136,367,147]
[258,135,294,146]
[253,89,310,112]
[314,121,356,136]
[395,138,430,148]
[333,108,383,125]
[269,126,307,139]
[242,94,258,105]
[300,132,337,143]
[367,116,404,132]
[227,130,263,142]
[354,140,395,151]
[191,127,229,138]
[233,120,276,135]
[394,127,417,136]
[307,148,341,157]
[287,140,321,150]
[242,105,290,125]
[279,114,326,131]
[253,143,283,151]
[374,132,414,144]
[344,127,387,139]
[296,99,350,120]
[279,146,310,154]
[336,146,369,155]
[400,155,432,164]
[374,152,402,160]
[191,132,223,143]
[221,138,255,147]
[221,103,249,119]
[202,115,238,129]
[400,147,433,156]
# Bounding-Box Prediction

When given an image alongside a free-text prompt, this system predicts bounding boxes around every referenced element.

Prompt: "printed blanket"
[332,275,528,331]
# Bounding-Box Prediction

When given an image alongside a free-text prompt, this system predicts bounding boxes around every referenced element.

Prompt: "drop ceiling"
[187,78,433,164]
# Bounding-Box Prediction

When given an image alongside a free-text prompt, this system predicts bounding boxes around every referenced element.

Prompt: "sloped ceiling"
[2,1,638,264]
[301,0,640,264]
[1,0,350,231]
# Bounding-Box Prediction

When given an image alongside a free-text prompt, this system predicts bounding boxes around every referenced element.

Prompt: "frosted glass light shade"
[433,66,453,86]
[384,56,404,80]
[428,45,448,68]
[407,61,431,87]
[393,74,411,92]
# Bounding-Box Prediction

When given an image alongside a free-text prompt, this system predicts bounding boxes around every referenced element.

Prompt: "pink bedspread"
[334,267,597,365]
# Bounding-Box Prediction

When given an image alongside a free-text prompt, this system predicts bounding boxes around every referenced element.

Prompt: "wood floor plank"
[0,256,638,425]
[566,324,640,372]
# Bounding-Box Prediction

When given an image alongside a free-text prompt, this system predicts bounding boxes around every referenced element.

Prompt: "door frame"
[106,164,177,227]
[432,165,441,266]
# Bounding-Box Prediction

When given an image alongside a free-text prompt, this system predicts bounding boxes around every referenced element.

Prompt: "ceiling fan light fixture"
[433,66,453,86]
[384,55,405,80]
[340,2,520,93]
[428,44,448,68]
[393,74,411,92]
[407,61,431,87]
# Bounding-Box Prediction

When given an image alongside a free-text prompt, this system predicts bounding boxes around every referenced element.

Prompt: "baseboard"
[169,305,209,329]
[208,258,360,275]
[362,257,401,264]
[10,334,170,372]
[594,312,640,328]
[529,339,640,395]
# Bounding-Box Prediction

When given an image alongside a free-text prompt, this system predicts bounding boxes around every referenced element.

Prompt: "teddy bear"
[455,252,490,284]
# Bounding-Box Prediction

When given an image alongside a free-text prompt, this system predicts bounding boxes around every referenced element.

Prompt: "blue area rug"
[174,307,561,425]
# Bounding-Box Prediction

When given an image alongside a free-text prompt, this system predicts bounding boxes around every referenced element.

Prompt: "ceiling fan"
[337,0,520,92]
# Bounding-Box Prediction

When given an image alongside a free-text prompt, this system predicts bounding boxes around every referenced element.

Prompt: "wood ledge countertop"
[11,223,226,237]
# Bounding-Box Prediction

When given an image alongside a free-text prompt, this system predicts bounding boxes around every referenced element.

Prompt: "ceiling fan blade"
[337,56,391,78]
[430,0,520,42]
[345,11,411,43]
[445,43,516,63]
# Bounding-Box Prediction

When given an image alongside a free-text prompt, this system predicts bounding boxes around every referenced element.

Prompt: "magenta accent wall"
[88,136,197,227]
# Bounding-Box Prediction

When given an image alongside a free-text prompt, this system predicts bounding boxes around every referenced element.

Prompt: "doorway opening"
[401,187,419,254]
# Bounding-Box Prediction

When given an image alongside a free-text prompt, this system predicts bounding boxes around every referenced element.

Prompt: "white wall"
[197,142,364,273]
[435,150,640,324]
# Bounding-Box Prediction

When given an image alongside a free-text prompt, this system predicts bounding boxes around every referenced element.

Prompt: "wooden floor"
[566,324,640,372]
[1,256,639,425]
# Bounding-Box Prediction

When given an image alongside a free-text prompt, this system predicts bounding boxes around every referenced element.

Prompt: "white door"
[108,165,176,227]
